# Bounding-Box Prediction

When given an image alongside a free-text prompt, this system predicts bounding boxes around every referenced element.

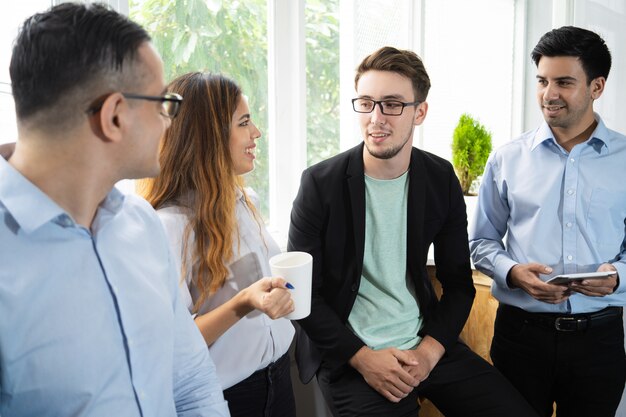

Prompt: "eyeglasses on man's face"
[87,92,184,119]
[351,98,421,116]
[122,93,183,118]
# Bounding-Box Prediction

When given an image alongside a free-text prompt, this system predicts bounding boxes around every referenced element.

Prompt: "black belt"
[499,304,623,332]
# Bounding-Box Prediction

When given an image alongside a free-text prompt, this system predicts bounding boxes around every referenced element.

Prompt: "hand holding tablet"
[546,271,617,285]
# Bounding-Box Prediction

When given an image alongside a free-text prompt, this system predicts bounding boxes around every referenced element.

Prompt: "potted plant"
[451,113,492,196]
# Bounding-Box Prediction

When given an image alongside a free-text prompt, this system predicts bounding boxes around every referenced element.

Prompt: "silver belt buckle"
[554,317,581,331]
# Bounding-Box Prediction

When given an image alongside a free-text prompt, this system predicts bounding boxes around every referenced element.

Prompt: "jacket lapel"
[407,149,430,302]
[346,144,366,274]
[407,148,425,257]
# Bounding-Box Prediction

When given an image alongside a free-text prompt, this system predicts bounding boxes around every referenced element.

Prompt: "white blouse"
[157,189,294,389]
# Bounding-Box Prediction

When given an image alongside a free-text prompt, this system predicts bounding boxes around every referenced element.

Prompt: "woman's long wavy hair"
[139,72,259,312]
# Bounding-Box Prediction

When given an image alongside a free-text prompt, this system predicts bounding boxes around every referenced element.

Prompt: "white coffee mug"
[269,251,312,320]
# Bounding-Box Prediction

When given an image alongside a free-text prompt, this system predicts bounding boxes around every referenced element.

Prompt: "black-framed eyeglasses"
[351,98,421,116]
[87,92,184,119]
[123,93,183,118]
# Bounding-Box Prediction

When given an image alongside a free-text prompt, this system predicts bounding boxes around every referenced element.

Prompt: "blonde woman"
[141,72,296,417]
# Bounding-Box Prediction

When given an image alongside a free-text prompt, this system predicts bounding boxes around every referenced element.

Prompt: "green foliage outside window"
[130,0,340,217]
[130,0,270,214]
[305,0,340,166]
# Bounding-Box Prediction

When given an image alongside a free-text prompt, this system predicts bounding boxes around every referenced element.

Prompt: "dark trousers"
[223,352,296,417]
[491,304,626,417]
[317,340,539,417]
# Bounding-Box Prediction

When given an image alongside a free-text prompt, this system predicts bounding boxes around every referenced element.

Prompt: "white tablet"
[546,271,616,285]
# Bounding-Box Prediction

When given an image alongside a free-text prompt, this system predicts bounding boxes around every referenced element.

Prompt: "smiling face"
[536,56,603,136]
[356,70,425,163]
[229,95,261,176]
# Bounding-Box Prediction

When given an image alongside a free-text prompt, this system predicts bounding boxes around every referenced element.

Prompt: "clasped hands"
[348,336,444,403]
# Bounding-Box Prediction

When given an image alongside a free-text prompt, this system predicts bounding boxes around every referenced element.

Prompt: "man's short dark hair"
[355,46,431,102]
[531,26,611,84]
[10,2,151,129]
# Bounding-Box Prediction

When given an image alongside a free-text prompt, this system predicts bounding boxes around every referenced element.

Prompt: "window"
[0,1,53,146]
[130,0,270,213]
[339,0,517,160]
[305,0,340,166]
[4,1,625,245]
[131,0,342,239]
[421,0,516,160]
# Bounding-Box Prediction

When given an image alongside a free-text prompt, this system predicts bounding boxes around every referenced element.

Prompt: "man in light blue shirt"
[470,26,626,417]
[0,3,229,417]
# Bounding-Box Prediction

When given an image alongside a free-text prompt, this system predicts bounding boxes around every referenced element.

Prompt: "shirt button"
[351,283,358,292]
[566,222,572,228]
[567,189,574,195]
[570,158,575,163]
[567,255,573,261]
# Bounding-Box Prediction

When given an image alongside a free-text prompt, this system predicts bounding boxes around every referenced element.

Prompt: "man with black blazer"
[288,46,538,417]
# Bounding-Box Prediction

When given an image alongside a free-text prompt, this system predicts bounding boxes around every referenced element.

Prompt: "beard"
[545,109,584,129]
[543,93,592,129]
[364,133,412,160]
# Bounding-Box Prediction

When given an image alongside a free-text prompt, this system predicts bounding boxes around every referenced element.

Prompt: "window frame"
[7,0,625,246]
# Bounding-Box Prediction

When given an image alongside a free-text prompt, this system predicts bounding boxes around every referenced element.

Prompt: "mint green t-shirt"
[347,171,422,350]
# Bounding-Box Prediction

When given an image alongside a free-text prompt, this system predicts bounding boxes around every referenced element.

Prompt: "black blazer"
[288,143,475,383]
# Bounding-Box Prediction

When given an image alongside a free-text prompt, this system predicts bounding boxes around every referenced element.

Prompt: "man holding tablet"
[470,26,626,417]
[546,271,616,286]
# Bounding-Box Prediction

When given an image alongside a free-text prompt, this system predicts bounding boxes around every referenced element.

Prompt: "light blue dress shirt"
[469,115,626,313]
[0,158,230,417]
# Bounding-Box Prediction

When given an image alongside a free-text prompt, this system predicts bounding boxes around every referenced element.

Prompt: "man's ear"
[0,142,16,160]
[591,77,605,100]
[94,92,126,143]
[414,101,428,126]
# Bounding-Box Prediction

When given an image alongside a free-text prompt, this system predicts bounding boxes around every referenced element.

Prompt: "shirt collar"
[530,113,611,154]
[98,186,125,215]
[90,187,126,234]
[0,157,126,234]
[235,187,245,201]
[0,158,66,234]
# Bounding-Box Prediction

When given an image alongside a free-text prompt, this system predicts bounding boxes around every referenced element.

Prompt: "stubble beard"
[544,91,592,130]
[364,133,411,160]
